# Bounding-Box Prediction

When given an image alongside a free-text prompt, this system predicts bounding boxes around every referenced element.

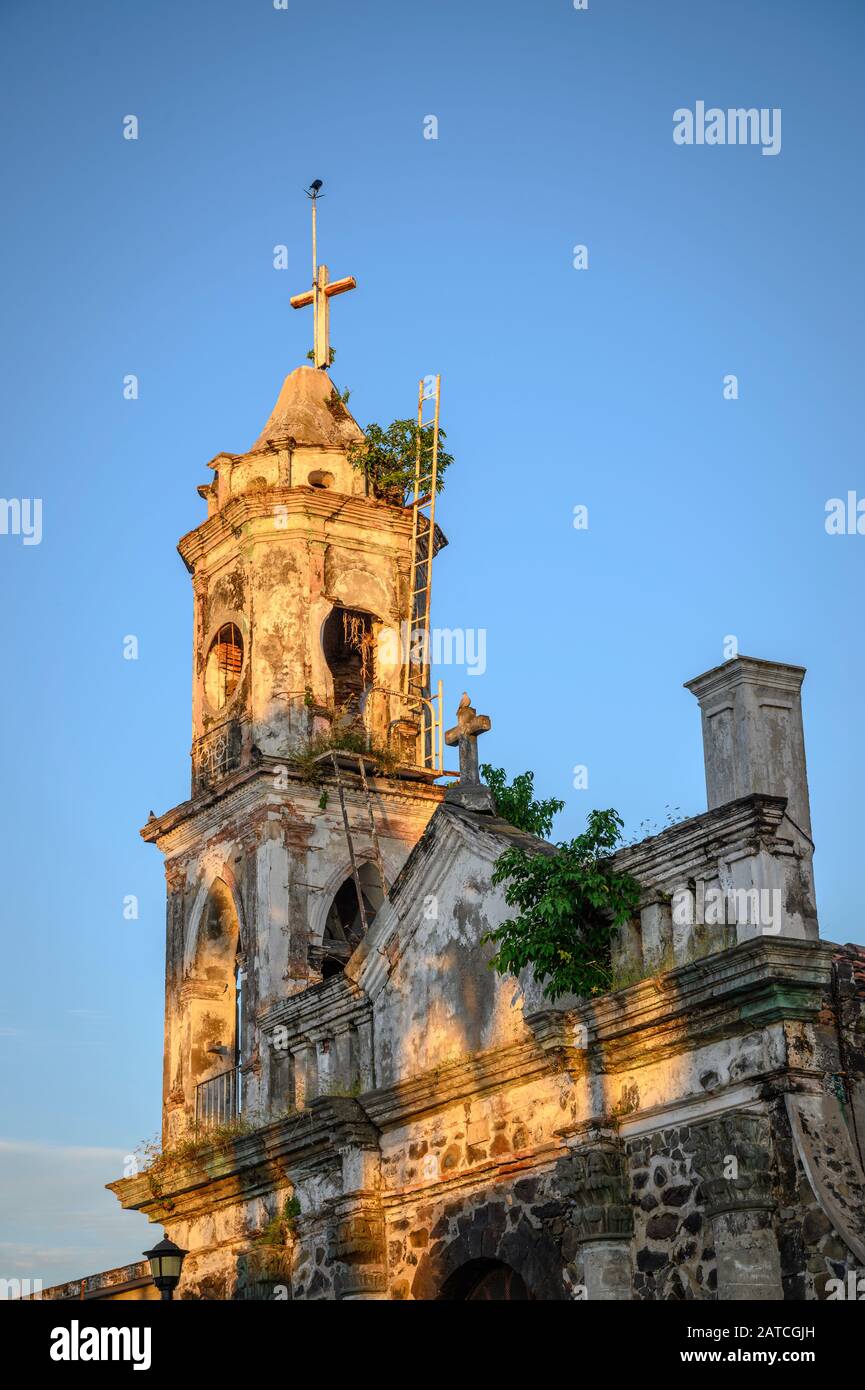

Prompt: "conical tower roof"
[249,366,364,453]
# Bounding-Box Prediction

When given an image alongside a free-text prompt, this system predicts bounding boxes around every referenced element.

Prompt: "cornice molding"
[563,935,834,1072]
[613,794,794,899]
[142,760,444,852]
[177,487,448,573]
[109,1096,379,1222]
[684,656,806,702]
[260,975,371,1042]
[360,1037,561,1130]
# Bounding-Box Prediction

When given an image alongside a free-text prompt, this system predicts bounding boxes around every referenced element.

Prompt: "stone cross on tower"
[445,693,494,812]
[290,183,356,369]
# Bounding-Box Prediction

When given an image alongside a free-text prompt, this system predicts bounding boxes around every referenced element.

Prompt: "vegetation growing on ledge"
[256,1194,301,1246]
[623,804,687,845]
[480,764,564,839]
[348,419,455,504]
[484,807,641,1001]
[135,1118,256,1202]
[136,1119,254,1171]
[290,727,400,783]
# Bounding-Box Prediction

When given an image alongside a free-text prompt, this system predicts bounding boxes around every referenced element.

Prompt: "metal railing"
[195,1066,240,1130]
[192,719,242,794]
[279,685,445,774]
[365,683,445,773]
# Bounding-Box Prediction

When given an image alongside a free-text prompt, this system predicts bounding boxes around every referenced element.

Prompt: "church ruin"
[104,218,865,1303]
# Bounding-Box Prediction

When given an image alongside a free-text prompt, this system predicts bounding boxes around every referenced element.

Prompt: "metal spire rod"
[291,180,356,369]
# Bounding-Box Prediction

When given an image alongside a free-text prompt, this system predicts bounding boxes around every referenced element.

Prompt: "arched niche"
[186,877,244,1104]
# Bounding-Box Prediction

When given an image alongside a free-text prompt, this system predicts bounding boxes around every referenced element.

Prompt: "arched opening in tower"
[204,622,244,710]
[318,863,383,979]
[188,878,244,1126]
[322,605,375,712]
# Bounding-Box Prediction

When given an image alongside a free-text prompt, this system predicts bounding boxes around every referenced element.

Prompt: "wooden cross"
[291,265,356,369]
[445,693,491,786]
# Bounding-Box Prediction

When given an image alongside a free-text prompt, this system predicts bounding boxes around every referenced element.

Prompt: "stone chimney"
[684,655,818,941]
[684,656,813,839]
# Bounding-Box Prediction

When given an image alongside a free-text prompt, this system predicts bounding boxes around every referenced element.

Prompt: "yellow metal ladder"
[403,375,441,767]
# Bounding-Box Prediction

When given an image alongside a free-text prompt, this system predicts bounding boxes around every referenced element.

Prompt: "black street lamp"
[143,1235,188,1301]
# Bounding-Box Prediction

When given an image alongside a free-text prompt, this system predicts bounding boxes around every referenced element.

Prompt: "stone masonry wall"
[625,1126,716,1300]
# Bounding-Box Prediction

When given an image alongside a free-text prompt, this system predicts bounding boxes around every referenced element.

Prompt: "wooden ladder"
[329,753,389,934]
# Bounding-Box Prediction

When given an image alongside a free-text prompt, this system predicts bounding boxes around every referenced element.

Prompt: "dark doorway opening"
[322,606,375,710]
[439,1259,532,1301]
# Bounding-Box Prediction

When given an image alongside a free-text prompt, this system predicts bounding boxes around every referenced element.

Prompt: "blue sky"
[1,0,862,1287]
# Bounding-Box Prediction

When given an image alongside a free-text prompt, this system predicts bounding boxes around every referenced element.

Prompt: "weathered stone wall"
[770,1096,860,1300]
[388,1176,570,1301]
[154,771,441,1144]
[113,968,865,1303]
[626,1125,717,1299]
[356,808,552,1092]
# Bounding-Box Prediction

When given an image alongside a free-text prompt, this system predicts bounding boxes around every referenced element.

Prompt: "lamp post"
[143,1235,188,1301]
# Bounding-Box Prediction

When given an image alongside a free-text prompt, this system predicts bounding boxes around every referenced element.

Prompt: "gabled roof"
[346,802,556,990]
[382,801,556,909]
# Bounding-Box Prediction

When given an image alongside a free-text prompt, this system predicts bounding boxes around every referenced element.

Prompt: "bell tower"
[144,201,448,1146]
[184,363,441,782]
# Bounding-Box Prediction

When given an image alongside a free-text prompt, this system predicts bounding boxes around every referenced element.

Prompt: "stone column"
[689,1112,783,1301]
[333,1030,354,1091]
[316,1037,333,1096]
[333,1146,386,1300]
[290,1043,316,1109]
[641,900,673,973]
[163,860,188,1145]
[564,1137,634,1300]
[266,1028,293,1116]
[355,1018,375,1091]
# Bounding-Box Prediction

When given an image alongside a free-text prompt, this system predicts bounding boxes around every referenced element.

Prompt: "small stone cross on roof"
[445,693,491,788]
